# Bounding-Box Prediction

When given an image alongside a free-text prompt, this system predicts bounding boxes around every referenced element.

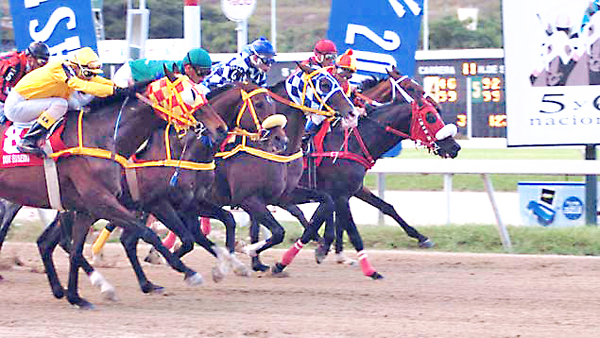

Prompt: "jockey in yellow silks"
[4,47,122,156]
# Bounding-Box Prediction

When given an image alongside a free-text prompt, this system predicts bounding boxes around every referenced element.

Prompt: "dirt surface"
[1,242,600,338]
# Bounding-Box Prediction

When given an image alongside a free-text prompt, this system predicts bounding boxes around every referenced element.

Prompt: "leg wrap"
[281,240,304,266]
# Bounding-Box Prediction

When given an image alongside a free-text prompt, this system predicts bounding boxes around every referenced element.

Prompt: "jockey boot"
[17,111,56,157]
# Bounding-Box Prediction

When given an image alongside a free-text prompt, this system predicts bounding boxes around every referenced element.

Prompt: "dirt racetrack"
[1,242,600,338]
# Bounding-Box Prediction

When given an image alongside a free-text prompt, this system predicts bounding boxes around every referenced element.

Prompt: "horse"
[205,63,355,272]
[322,68,443,260]
[270,94,461,279]
[86,81,290,284]
[0,75,219,308]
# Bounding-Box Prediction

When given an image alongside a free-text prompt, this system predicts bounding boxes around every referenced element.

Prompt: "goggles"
[36,58,48,66]
[257,55,275,66]
[337,67,356,78]
[320,53,337,61]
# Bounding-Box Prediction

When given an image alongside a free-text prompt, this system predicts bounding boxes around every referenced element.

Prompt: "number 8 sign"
[327,0,424,76]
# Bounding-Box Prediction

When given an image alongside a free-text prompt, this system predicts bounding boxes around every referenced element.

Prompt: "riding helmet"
[336,49,357,72]
[69,47,103,74]
[249,37,276,57]
[314,39,337,54]
[26,41,50,61]
[183,48,212,68]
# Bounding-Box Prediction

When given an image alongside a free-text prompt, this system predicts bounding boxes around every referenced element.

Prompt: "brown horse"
[0,76,219,308]
[270,93,461,279]
[207,64,355,271]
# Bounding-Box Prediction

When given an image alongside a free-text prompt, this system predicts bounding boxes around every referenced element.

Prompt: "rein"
[49,109,215,171]
[269,88,336,116]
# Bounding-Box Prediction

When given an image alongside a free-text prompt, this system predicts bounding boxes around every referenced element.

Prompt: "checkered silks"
[146,76,207,131]
[285,67,346,112]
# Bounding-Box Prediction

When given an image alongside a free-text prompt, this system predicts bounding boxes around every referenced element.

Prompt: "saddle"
[0,119,67,168]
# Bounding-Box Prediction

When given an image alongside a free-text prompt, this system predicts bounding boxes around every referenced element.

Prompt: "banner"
[327,0,424,77]
[503,0,600,146]
[9,0,98,58]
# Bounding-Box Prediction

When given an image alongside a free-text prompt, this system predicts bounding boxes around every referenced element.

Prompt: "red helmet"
[314,39,338,54]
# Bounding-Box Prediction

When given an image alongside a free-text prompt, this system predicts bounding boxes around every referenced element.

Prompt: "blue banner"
[9,0,97,57]
[327,0,424,77]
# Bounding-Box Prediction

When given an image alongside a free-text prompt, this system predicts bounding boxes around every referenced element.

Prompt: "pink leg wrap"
[358,250,376,276]
[200,217,211,236]
[162,231,177,250]
[281,240,304,266]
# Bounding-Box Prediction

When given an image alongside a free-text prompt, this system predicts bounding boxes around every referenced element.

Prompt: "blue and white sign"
[518,181,599,227]
[327,0,424,76]
[9,0,98,58]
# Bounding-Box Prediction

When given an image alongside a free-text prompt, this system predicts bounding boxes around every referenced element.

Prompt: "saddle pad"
[0,122,66,168]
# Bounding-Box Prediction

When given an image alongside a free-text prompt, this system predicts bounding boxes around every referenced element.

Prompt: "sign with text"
[9,0,97,58]
[503,0,600,146]
[327,0,424,76]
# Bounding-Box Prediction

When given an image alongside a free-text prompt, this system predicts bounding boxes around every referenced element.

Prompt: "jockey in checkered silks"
[198,37,275,94]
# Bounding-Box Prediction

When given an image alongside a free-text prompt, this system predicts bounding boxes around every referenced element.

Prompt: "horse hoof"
[101,286,119,302]
[185,271,204,286]
[270,264,289,278]
[252,257,270,272]
[53,288,66,299]
[141,282,165,294]
[369,272,384,280]
[70,298,95,310]
[230,257,250,277]
[418,239,435,248]
[336,253,357,266]
[212,266,225,283]
[143,248,163,265]
[315,245,328,264]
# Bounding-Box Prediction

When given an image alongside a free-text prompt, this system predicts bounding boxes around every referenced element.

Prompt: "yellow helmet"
[336,49,357,72]
[70,47,103,74]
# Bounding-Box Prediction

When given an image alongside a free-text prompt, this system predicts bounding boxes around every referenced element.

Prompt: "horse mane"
[206,83,236,100]
[359,75,385,91]
[268,80,286,93]
[87,79,154,109]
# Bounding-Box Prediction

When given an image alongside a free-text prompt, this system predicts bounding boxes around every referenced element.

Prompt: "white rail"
[369,159,600,251]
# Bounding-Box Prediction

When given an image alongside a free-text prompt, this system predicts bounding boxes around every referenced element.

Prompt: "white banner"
[503,0,600,146]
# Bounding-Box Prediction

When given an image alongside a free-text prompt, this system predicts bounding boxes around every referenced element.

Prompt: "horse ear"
[296,62,312,74]
[163,63,177,82]
[386,67,392,76]
[172,62,179,75]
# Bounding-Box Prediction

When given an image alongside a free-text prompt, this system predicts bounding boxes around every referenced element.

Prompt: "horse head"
[204,81,288,152]
[258,114,288,154]
[287,63,357,121]
[368,101,460,159]
[146,72,228,145]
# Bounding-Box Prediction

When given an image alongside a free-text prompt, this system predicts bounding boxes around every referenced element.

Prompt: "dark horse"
[270,97,461,279]
[0,78,218,308]
[319,67,445,262]
[208,64,355,271]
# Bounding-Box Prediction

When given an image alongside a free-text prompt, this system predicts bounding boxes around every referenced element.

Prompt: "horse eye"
[425,112,437,124]
[319,79,332,93]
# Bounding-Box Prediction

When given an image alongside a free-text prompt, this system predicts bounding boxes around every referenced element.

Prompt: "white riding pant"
[112,63,133,88]
[4,91,68,124]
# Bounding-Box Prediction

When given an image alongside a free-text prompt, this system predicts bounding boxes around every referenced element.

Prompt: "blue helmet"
[248,37,276,58]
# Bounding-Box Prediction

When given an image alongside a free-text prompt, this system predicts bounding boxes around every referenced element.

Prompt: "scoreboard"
[414,49,505,138]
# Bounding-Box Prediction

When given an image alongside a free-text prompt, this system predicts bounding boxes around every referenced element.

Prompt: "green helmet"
[183,48,212,68]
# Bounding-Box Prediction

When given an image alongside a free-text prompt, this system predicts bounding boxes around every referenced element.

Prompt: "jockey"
[200,37,276,93]
[0,41,50,115]
[301,39,338,75]
[4,47,122,156]
[112,47,212,87]
[334,49,358,97]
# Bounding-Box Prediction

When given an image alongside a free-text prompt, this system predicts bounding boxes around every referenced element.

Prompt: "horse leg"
[49,211,117,301]
[119,226,164,293]
[334,196,383,280]
[272,188,334,274]
[241,197,285,257]
[354,187,433,248]
[36,212,66,299]
[66,211,96,309]
[150,201,196,260]
[248,215,269,272]
[0,199,23,252]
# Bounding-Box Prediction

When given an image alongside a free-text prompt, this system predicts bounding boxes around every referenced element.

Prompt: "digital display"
[415,53,505,138]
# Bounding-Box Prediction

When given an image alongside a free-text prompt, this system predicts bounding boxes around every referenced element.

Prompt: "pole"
[585,145,597,225]
[271,0,277,51]
[423,0,429,50]
[236,20,248,53]
[184,0,202,48]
